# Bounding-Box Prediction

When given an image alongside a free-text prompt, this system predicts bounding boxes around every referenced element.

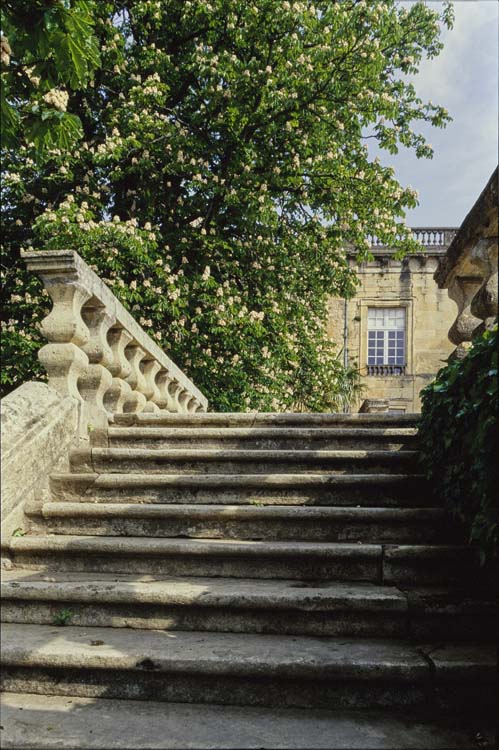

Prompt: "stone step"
[0,573,408,638]
[2,572,495,641]
[27,502,448,543]
[1,624,494,712]
[49,472,429,507]
[3,693,496,750]
[112,412,420,428]
[69,448,420,475]
[107,426,418,451]
[6,535,477,584]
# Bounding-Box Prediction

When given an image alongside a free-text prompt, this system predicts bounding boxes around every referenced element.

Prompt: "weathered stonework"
[434,167,498,353]
[328,229,458,413]
[1,252,209,543]
[0,382,79,542]
[21,250,208,443]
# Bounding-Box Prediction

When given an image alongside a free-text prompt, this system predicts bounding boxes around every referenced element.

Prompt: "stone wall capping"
[21,249,208,426]
[434,168,498,288]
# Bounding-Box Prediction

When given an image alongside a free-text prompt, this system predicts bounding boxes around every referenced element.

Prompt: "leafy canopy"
[1,0,100,156]
[2,0,453,411]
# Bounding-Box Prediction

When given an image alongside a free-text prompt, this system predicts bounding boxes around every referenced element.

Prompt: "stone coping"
[434,167,498,288]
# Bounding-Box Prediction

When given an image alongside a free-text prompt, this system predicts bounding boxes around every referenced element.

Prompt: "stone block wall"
[328,244,457,413]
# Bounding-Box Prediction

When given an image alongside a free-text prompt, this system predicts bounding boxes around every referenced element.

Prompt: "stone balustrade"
[434,167,498,358]
[368,227,457,249]
[21,250,208,439]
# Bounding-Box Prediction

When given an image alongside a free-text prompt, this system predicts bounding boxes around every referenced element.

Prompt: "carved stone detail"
[21,249,209,432]
[81,304,116,366]
[78,364,113,414]
[77,304,117,414]
[139,359,162,403]
[38,343,89,401]
[178,388,194,414]
[124,345,148,394]
[40,282,91,345]
[154,371,175,411]
[122,388,147,414]
[434,168,498,354]
[168,381,183,413]
[447,277,483,346]
[105,328,134,414]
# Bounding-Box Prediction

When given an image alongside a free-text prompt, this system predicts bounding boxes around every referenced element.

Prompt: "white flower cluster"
[249,310,265,323]
[1,36,11,66]
[43,89,69,112]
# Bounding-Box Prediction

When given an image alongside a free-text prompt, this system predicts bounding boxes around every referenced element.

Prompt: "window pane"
[367,308,406,365]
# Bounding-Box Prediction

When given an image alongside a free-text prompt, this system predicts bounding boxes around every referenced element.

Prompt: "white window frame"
[367,308,406,367]
[358,299,413,376]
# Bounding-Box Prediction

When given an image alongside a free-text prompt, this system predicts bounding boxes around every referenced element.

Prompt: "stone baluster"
[79,303,115,416]
[154,371,176,411]
[140,359,162,413]
[188,397,202,414]
[470,239,498,336]
[168,380,184,413]
[36,278,92,402]
[105,327,134,413]
[123,345,148,413]
[178,388,194,414]
[447,276,483,358]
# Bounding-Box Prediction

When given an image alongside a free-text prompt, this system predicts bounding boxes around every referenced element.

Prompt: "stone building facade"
[327,228,458,413]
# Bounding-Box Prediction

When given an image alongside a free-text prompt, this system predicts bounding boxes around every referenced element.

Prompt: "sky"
[378,0,498,228]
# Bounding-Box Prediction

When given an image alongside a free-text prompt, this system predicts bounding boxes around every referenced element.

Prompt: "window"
[367,308,406,375]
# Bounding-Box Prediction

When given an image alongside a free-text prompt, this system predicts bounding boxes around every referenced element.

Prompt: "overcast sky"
[378,0,498,228]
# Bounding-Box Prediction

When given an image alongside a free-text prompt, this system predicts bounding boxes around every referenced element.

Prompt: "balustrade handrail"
[22,249,208,427]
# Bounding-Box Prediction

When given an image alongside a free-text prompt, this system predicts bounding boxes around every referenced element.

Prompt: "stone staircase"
[1,412,496,749]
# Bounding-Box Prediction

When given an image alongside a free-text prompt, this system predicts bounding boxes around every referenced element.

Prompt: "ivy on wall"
[419,323,498,565]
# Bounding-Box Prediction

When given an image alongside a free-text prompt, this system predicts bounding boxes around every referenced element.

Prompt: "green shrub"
[419,324,498,565]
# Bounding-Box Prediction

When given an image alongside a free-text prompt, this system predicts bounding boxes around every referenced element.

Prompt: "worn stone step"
[3,572,495,642]
[112,412,420,428]
[3,693,496,750]
[107,426,418,451]
[6,535,477,584]
[50,472,429,507]
[69,448,419,475]
[1,624,494,712]
[7,535,382,580]
[0,572,409,638]
[27,502,447,543]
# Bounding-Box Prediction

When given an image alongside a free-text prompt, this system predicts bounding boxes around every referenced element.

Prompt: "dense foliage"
[2,0,453,410]
[1,0,100,156]
[419,325,498,565]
